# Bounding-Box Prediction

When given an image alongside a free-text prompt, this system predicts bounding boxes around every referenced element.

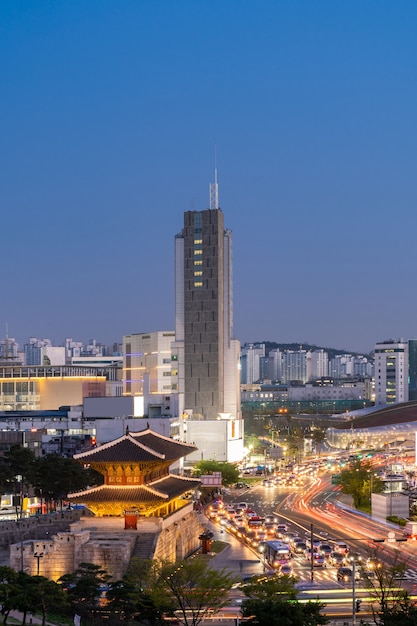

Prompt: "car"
[334,541,349,554]
[348,551,363,565]
[276,524,289,537]
[337,567,354,583]
[293,541,307,554]
[319,544,333,558]
[329,551,345,566]
[366,557,382,571]
[280,564,293,576]
[313,553,326,567]
[304,547,318,561]
[284,531,299,543]
[292,535,304,544]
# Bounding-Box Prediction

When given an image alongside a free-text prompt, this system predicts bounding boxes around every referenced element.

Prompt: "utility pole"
[352,558,356,626]
[310,523,314,583]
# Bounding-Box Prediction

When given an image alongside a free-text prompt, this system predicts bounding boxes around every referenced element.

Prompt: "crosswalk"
[295,565,417,583]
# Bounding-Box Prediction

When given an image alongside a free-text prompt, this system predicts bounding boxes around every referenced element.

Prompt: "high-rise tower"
[374,339,409,405]
[174,189,242,462]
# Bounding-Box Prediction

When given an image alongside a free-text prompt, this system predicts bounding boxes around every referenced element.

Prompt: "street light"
[33,551,43,576]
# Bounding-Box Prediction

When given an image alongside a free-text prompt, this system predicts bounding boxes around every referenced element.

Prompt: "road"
[204,468,417,623]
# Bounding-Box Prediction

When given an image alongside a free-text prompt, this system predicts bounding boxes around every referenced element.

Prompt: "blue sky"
[1,0,417,354]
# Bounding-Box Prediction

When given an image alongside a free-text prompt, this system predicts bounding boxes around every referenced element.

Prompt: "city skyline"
[2,2,417,353]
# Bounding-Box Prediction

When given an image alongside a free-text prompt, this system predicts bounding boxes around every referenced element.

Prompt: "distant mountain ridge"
[255,342,371,361]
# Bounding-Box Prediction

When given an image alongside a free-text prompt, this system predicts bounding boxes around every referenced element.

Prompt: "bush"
[386,516,408,527]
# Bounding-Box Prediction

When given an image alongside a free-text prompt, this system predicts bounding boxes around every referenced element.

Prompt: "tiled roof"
[73,429,197,463]
[68,474,201,503]
[130,430,197,459]
[335,401,417,430]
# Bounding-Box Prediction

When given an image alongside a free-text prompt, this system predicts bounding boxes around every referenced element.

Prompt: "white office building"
[241,343,265,384]
[374,339,409,406]
[123,331,176,397]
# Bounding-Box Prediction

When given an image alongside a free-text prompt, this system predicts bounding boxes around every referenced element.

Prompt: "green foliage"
[242,574,299,600]
[154,558,237,626]
[386,516,408,527]
[0,445,37,503]
[378,595,417,625]
[241,597,329,626]
[0,444,102,512]
[30,575,70,626]
[0,568,68,626]
[33,453,101,510]
[193,460,240,486]
[311,428,326,454]
[362,545,410,618]
[119,558,171,625]
[339,459,384,509]
[241,573,328,626]
[59,562,110,622]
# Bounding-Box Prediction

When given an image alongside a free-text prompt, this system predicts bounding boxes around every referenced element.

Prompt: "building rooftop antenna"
[209,145,219,211]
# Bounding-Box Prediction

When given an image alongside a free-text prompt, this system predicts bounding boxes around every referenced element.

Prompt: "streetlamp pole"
[34,552,43,576]
[352,558,356,626]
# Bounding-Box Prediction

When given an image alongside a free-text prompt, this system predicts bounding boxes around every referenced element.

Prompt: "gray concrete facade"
[182,209,225,421]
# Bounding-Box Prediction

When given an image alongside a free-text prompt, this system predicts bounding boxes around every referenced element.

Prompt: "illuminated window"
[194,239,202,245]
[194,249,202,255]
[194,271,202,276]
[194,260,202,266]
[194,281,203,288]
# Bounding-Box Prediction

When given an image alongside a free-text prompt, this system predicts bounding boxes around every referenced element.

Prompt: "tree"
[193,460,240,486]
[10,571,39,626]
[119,557,177,625]
[242,574,299,601]
[241,575,328,626]
[59,562,110,623]
[0,446,37,517]
[30,576,69,626]
[241,597,328,626]
[361,544,411,622]
[311,428,326,456]
[0,566,19,624]
[378,595,417,626]
[339,459,383,509]
[33,454,101,511]
[154,558,237,626]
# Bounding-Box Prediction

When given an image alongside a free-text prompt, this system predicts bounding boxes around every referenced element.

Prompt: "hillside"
[255,342,371,361]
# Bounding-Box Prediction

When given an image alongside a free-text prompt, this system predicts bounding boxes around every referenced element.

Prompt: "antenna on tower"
[209,145,219,210]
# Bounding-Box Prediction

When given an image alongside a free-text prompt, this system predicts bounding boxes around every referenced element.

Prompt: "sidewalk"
[6,612,62,626]
[205,518,265,579]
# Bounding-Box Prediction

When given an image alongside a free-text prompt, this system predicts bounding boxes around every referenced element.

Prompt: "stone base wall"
[154,506,206,562]
[10,507,207,580]
[10,530,91,581]
[0,511,82,548]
